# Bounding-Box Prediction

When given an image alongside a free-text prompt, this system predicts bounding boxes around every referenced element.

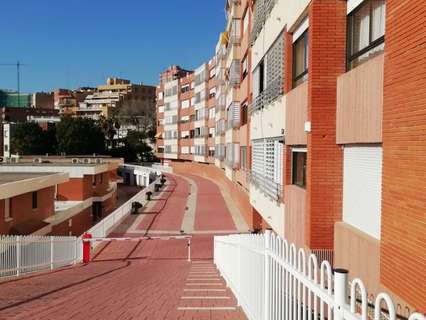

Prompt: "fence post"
[16,236,21,277]
[187,238,191,262]
[74,238,78,264]
[264,229,272,320]
[334,268,349,320]
[50,236,54,270]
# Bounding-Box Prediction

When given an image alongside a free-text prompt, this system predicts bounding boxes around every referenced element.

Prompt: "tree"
[107,130,156,163]
[117,97,156,133]
[124,130,155,162]
[97,115,120,149]
[10,122,56,155]
[56,117,105,155]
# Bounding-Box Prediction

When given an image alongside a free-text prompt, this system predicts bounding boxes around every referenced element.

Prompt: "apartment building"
[32,92,54,110]
[0,156,122,236]
[78,78,156,121]
[155,0,425,312]
[0,172,68,235]
[54,88,94,116]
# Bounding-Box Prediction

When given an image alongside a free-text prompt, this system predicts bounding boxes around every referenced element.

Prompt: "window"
[258,60,265,94]
[292,151,307,188]
[241,146,247,170]
[241,103,248,126]
[347,0,385,69]
[209,87,216,99]
[181,99,190,109]
[92,175,96,186]
[208,147,215,157]
[99,173,103,184]
[32,192,38,209]
[209,108,215,120]
[241,54,248,80]
[181,84,190,94]
[293,30,309,87]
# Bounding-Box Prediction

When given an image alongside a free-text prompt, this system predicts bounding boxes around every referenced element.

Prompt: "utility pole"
[0,61,28,107]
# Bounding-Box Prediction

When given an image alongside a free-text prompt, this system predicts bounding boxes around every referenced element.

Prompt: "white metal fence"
[0,235,78,278]
[82,176,161,246]
[214,230,425,320]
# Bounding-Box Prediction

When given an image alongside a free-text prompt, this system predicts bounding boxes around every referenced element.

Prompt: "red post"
[82,233,92,263]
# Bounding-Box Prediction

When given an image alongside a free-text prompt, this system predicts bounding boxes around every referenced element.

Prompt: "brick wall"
[381,0,426,312]
[51,207,92,236]
[57,176,92,201]
[92,172,110,197]
[306,0,345,249]
[0,187,55,234]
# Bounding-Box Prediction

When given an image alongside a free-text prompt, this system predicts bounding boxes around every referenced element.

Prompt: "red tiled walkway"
[187,174,236,231]
[137,174,189,232]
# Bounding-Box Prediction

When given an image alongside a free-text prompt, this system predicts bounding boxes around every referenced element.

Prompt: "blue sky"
[0,0,226,93]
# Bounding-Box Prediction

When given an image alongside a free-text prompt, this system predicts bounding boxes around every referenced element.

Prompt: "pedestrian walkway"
[113,173,248,237]
[0,173,248,320]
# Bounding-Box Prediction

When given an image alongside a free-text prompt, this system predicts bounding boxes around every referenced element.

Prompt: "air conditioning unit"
[71,158,79,164]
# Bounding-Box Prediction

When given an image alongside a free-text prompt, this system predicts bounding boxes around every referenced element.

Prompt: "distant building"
[0,108,60,157]
[32,92,54,110]
[0,90,31,108]
[2,123,16,158]
[54,88,94,116]
[77,78,156,124]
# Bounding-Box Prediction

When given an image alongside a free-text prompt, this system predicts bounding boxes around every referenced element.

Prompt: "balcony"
[216,68,226,85]
[250,77,283,114]
[229,20,241,45]
[227,119,240,130]
[249,171,283,202]
[229,60,241,87]
[215,95,226,112]
[285,81,308,145]
[336,54,384,144]
[251,0,278,45]
[227,103,240,130]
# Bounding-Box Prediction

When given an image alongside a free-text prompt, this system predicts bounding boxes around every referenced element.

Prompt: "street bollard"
[82,233,92,263]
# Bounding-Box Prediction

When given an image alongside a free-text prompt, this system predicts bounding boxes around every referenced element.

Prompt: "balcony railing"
[229,60,241,87]
[248,170,283,202]
[250,77,283,114]
[251,0,278,45]
[227,119,240,130]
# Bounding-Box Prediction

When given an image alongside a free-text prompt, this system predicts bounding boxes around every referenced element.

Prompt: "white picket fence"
[0,235,79,278]
[214,230,425,320]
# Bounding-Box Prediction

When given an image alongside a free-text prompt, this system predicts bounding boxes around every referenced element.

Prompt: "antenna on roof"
[0,61,29,107]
